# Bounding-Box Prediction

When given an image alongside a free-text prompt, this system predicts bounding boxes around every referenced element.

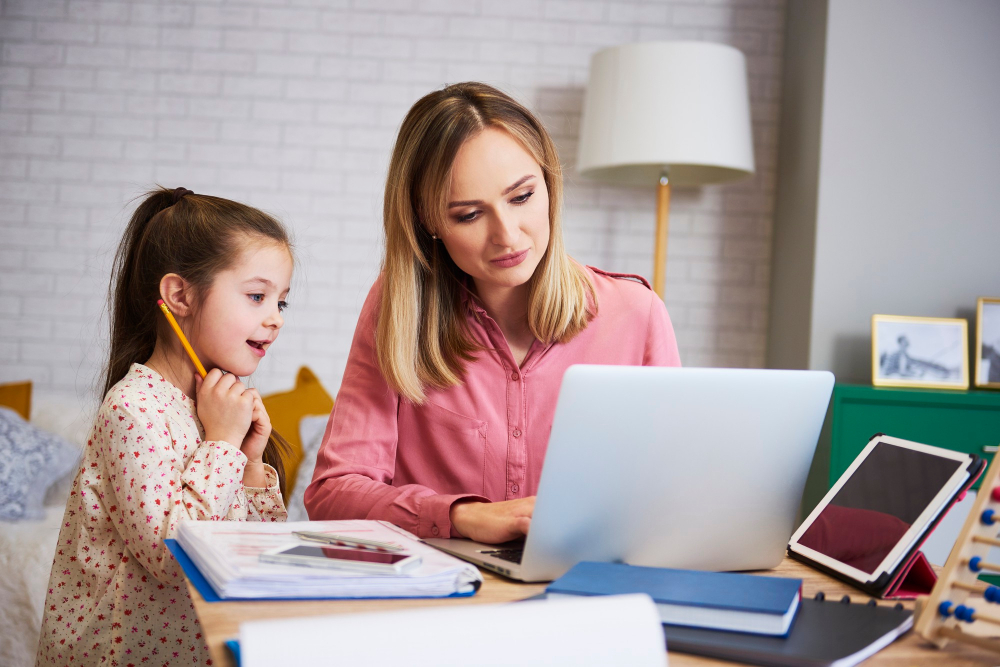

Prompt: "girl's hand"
[240,389,271,463]
[449,497,535,544]
[195,369,254,447]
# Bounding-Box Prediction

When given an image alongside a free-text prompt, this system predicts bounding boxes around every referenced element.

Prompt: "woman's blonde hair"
[378,82,595,403]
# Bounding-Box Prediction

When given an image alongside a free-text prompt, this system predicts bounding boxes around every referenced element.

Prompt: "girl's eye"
[278,301,289,312]
[511,190,534,205]
[249,293,264,303]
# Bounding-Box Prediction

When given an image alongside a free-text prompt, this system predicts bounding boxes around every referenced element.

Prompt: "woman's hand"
[449,497,535,544]
[195,369,254,448]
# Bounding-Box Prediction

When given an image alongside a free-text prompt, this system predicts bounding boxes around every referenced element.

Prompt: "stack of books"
[545,562,914,667]
[173,520,482,599]
[546,561,802,636]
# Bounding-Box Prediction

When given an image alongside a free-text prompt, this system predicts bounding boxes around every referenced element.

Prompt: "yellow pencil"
[157,299,208,378]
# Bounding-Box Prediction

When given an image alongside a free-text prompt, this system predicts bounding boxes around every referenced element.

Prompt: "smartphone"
[260,544,422,574]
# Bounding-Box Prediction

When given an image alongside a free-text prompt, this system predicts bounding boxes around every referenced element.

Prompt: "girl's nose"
[264,308,284,329]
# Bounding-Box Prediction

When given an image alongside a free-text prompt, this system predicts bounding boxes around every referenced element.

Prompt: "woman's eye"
[278,301,289,312]
[511,191,534,205]
[249,293,264,303]
[456,210,480,223]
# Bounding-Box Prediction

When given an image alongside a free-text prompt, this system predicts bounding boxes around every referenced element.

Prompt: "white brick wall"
[0,0,785,402]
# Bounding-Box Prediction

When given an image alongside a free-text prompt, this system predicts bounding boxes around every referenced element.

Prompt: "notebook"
[546,562,801,636]
[661,593,913,667]
[168,520,480,601]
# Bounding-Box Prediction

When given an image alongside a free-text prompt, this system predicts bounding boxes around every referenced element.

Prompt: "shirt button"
[431,525,439,536]
[512,429,522,438]
[512,484,520,494]
[511,372,519,381]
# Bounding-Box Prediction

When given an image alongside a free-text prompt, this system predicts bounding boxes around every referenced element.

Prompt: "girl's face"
[190,240,293,377]
[438,127,550,295]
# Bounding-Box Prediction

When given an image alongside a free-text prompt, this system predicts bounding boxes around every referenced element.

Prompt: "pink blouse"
[305,267,681,538]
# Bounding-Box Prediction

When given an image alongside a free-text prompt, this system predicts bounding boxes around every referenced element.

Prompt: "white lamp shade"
[577,41,755,187]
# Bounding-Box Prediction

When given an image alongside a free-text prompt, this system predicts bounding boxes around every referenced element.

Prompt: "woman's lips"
[490,249,529,268]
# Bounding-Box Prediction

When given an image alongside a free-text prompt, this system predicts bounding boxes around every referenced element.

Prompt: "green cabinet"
[828,384,1000,491]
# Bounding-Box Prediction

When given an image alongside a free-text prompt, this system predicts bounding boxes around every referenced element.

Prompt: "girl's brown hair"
[105,186,292,494]
[378,82,596,403]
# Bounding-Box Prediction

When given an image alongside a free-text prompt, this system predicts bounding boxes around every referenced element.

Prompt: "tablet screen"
[797,441,964,574]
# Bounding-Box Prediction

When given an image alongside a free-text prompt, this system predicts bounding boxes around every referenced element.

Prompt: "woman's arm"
[643,294,682,367]
[304,282,487,538]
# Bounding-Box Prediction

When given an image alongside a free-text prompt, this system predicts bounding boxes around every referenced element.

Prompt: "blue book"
[546,562,802,636]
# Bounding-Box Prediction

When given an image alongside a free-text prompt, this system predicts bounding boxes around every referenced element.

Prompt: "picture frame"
[976,297,1000,389]
[871,314,969,390]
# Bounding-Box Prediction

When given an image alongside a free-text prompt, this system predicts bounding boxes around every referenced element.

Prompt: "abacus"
[915,448,1000,651]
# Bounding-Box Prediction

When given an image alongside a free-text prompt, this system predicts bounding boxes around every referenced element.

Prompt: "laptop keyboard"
[478,547,524,564]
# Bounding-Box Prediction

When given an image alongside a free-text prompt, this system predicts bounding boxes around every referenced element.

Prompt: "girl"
[36,187,292,666]
[305,83,681,544]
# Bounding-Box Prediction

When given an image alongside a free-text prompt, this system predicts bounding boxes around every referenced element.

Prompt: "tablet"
[788,434,979,586]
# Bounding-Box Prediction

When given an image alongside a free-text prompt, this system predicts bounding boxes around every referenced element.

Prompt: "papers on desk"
[175,520,481,599]
[238,594,667,667]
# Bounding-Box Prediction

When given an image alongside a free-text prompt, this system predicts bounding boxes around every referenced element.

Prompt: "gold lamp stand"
[652,174,671,298]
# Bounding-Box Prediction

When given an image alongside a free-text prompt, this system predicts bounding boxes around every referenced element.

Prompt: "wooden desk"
[187,557,1000,666]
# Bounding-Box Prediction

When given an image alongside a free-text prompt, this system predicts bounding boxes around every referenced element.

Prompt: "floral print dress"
[36,364,286,666]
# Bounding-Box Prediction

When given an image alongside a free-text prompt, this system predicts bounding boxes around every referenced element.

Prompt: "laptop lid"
[517,366,834,582]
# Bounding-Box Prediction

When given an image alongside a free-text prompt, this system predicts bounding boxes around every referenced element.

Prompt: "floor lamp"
[577,41,756,298]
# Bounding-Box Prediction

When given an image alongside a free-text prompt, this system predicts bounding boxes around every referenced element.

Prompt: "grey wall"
[766,0,825,371]
[769,0,1000,382]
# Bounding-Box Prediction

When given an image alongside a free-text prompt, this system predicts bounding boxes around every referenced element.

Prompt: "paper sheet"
[239,593,668,667]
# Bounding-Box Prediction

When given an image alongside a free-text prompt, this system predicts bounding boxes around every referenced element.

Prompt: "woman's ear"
[159,273,194,317]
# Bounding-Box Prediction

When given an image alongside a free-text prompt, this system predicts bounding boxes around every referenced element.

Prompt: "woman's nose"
[491,210,521,248]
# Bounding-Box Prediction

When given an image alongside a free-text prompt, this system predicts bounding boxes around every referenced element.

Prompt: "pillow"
[286,415,332,522]
[0,380,31,421]
[31,396,94,507]
[0,406,80,521]
[261,367,334,495]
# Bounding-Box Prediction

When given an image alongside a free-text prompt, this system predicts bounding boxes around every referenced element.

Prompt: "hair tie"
[171,187,193,204]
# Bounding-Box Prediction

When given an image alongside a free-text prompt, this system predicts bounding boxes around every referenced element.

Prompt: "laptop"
[425,366,835,582]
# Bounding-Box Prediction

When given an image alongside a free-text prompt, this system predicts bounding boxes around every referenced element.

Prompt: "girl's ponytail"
[103,189,176,398]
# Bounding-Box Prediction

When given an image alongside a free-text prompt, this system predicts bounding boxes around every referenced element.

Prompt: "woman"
[305,82,681,544]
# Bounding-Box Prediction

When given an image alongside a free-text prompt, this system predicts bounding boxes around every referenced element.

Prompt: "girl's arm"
[304,282,487,538]
[242,461,287,522]
[235,388,286,521]
[100,393,253,583]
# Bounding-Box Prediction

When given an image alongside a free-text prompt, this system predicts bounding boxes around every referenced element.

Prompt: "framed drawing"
[872,315,968,390]
[976,297,1000,389]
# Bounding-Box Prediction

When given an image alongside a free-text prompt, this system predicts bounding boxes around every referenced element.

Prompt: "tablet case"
[788,436,985,599]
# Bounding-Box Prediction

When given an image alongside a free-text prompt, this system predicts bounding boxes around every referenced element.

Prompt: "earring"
[431,234,438,240]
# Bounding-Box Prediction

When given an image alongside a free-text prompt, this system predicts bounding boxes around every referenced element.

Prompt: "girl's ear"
[160,273,195,317]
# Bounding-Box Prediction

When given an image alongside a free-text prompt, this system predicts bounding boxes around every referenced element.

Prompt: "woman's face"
[437,127,550,295]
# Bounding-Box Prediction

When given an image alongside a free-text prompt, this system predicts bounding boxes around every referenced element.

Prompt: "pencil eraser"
[157,299,165,306]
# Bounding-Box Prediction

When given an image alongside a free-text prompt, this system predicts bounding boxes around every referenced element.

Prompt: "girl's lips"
[247,340,267,358]
[490,249,529,268]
